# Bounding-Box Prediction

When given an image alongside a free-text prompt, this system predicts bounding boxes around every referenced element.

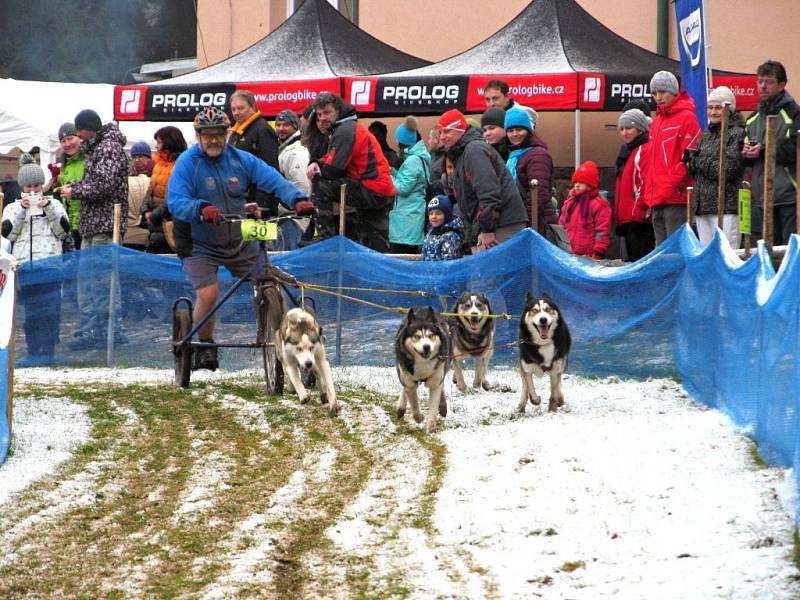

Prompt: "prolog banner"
[114,78,341,121]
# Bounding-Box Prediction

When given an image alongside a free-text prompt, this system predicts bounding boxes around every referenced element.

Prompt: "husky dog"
[449,292,495,392]
[275,307,338,416]
[395,307,450,433]
[517,293,571,413]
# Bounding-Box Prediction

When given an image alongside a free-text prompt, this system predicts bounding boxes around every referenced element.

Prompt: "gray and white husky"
[394,307,450,433]
[449,292,495,392]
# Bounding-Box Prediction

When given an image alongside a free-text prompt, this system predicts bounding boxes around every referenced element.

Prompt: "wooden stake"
[686,186,694,223]
[717,107,729,229]
[529,179,539,233]
[796,130,800,235]
[112,203,122,244]
[339,183,347,238]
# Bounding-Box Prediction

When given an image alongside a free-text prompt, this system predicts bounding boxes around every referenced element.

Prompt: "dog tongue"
[536,325,549,339]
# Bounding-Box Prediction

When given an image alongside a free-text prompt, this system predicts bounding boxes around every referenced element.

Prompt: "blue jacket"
[390,140,430,246]
[168,144,306,258]
[421,217,464,261]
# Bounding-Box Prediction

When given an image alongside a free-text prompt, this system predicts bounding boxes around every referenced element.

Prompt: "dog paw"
[516,403,527,414]
[320,392,329,404]
[413,410,425,424]
[328,402,340,417]
[439,399,448,418]
[547,398,560,412]
[531,394,541,406]
[456,384,468,394]
[396,405,406,419]
[425,419,437,433]
[479,380,495,391]
[298,392,311,404]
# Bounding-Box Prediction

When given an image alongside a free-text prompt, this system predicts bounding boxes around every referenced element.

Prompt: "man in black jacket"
[742,60,800,245]
[437,109,527,253]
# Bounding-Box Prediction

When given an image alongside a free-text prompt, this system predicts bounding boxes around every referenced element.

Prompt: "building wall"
[197,0,800,167]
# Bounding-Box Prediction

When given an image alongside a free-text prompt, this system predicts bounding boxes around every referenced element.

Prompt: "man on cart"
[168,107,316,370]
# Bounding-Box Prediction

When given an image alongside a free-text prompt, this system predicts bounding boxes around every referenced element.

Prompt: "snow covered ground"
[2,365,799,599]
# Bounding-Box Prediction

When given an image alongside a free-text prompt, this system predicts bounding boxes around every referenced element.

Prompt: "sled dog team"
[275,292,571,433]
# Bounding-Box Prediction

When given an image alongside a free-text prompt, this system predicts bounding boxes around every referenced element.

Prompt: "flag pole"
[702,0,713,92]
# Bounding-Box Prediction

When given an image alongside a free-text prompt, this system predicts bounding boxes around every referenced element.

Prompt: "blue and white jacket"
[168,144,306,258]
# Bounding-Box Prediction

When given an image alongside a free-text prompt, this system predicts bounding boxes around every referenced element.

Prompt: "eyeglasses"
[200,132,226,141]
[756,78,779,85]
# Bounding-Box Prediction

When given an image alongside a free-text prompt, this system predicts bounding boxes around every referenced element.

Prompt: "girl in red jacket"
[559,161,611,259]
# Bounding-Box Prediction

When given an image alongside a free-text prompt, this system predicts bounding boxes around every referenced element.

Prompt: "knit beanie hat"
[427,194,453,223]
[276,109,300,130]
[480,106,505,129]
[395,116,420,147]
[58,122,78,141]
[650,71,679,95]
[618,109,651,133]
[572,160,600,189]
[130,141,152,158]
[504,107,532,132]
[707,85,736,112]
[74,108,102,132]
[622,99,652,117]
[17,153,45,188]
[438,109,468,132]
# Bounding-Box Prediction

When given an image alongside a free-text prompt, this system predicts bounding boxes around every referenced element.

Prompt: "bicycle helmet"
[194,107,229,131]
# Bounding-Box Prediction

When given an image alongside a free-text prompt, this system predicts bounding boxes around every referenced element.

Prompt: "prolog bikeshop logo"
[118,88,143,114]
[679,8,703,68]
[350,80,372,107]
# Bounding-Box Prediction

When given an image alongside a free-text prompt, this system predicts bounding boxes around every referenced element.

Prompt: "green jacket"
[59,151,85,230]
[389,140,430,246]
[745,90,800,207]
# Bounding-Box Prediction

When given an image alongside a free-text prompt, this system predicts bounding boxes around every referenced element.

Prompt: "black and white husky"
[395,307,450,433]
[449,292,495,392]
[517,293,571,413]
[275,307,338,416]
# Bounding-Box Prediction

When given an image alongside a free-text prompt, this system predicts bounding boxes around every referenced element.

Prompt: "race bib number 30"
[241,219,278,241]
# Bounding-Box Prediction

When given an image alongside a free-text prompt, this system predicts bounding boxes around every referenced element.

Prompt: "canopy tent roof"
[0,78,196,174]
[342,0,757,115]
[115,0,430,120]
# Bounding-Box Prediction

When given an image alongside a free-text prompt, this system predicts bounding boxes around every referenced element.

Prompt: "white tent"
[0,78,196,176]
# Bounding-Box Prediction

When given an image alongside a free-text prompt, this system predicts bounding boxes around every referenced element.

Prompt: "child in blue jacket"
[421,195,464,261]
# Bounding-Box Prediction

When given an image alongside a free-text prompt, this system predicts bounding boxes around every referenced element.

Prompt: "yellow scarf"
[230,110,262,136]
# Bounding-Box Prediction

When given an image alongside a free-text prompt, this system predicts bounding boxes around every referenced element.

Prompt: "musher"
[168,107,316,370]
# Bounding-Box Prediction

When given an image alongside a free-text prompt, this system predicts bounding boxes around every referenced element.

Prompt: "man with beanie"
[62,108,130,350]
[51,122,86,250]
[304,93,397,252]
[483,80,539,131]
[129,141,154,177]
[559,161,611,259]
[437,108,527,252]
[742,60,800,246]
[480,106,508,160]
[642,70,701,246]
[614,108,654,261]
[275,109,311,249]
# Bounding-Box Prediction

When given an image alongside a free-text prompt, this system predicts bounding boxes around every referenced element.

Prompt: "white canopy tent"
[0,78,197,179]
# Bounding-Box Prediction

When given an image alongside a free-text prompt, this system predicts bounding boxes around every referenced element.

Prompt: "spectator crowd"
[1,60,798,364]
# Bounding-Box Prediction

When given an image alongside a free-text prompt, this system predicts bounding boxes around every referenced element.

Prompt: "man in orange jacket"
[305,93,396,252]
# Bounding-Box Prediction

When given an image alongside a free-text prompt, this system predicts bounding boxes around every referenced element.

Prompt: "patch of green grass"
[558,560,586,572]
[747,441,768,469]
[793,527,800,571]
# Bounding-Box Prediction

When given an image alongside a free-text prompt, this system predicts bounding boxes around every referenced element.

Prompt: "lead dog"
[275,307,339,416]
[449,292,495,392]
[395,307,450,432]
[517,293,571,413]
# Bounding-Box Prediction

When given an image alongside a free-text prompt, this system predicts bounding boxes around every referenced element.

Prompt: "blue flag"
[675,0,709,127]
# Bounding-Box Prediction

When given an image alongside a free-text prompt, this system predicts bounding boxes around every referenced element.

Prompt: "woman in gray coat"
[685,86,746,249]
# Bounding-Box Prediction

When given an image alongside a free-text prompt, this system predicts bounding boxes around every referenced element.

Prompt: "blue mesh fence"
[6,227,800,525]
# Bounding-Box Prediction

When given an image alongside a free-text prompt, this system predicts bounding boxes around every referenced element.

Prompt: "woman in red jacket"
[614,108,655,261]
[559,161,611,259]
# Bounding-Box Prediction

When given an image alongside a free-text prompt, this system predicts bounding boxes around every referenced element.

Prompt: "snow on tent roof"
[155,0,430,84]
